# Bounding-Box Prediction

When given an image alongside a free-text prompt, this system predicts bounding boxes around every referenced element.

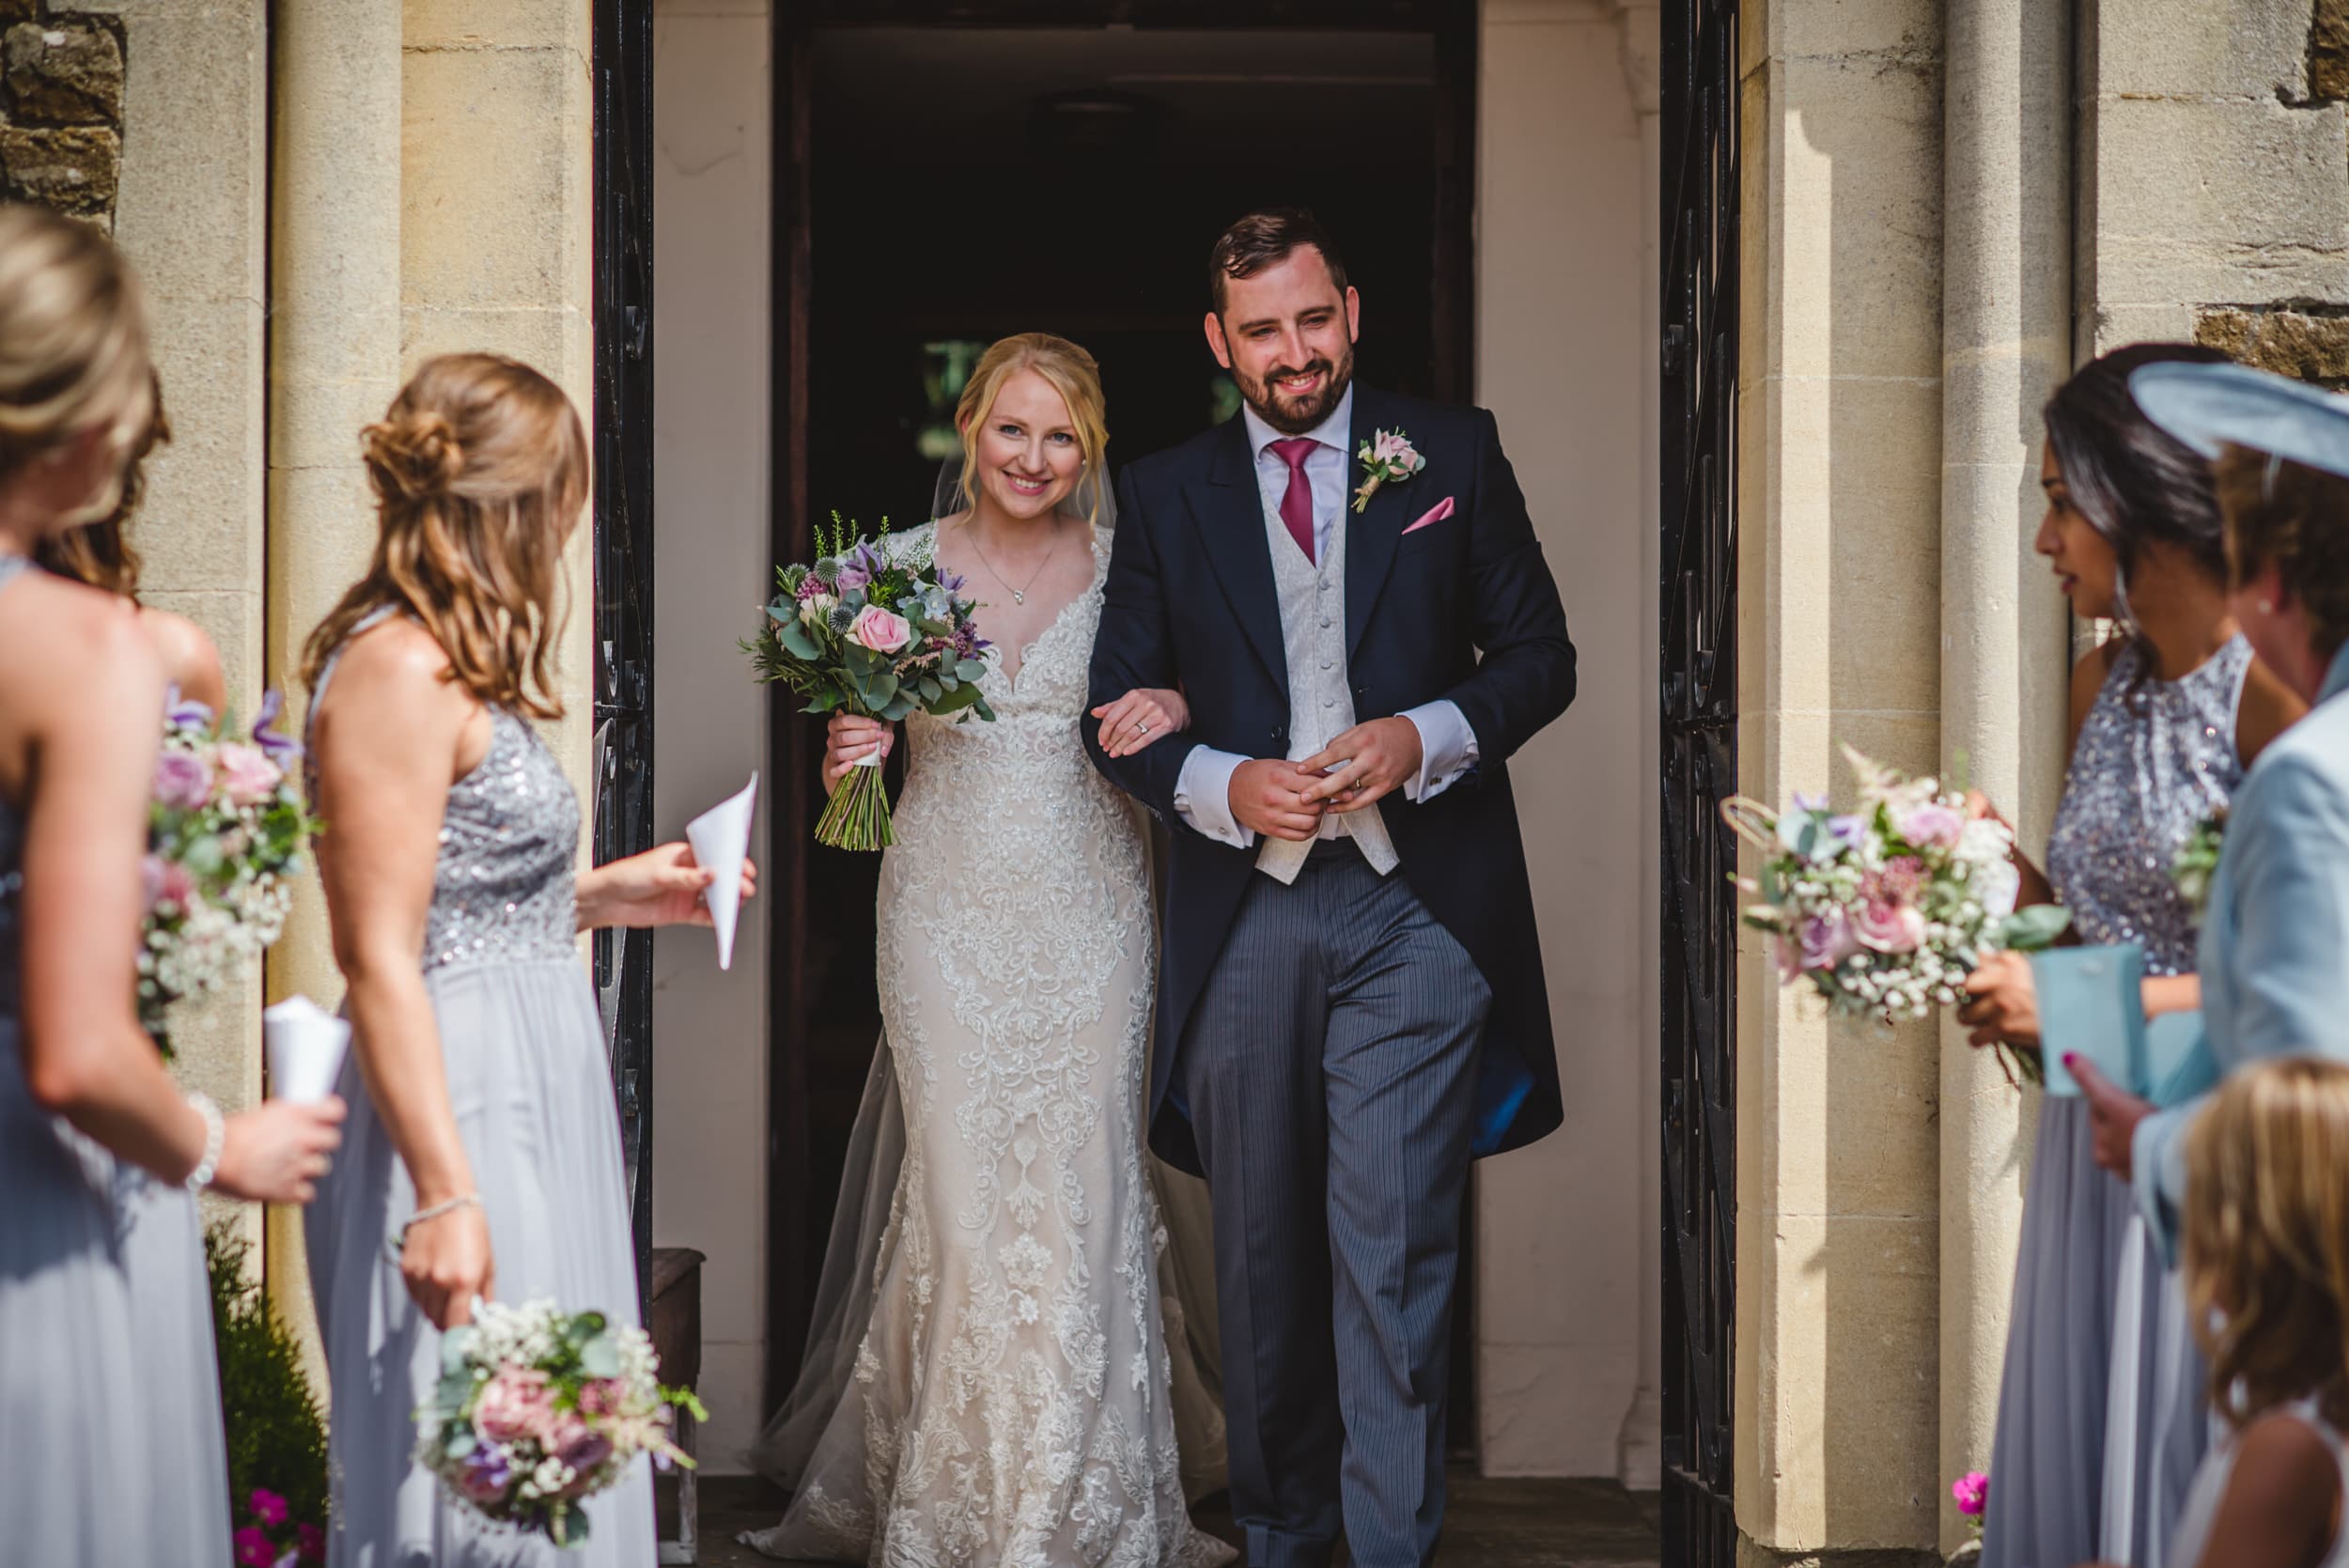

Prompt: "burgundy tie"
[1268,437,1318,563]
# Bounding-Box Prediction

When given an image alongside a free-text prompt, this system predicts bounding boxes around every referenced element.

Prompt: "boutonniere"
[1352,428,1425,514]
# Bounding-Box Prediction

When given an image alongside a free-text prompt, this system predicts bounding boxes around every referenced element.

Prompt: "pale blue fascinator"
[2129,360,2349,480]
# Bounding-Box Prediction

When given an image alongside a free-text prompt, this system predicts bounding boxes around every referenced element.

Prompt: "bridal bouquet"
[416,1299,703,1549]
[1722,745,2069,1033]
[744,514,995,850]
[143,691,318,1058]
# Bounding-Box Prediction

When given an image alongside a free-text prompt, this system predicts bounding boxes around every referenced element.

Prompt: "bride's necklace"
[961,517,1062,607]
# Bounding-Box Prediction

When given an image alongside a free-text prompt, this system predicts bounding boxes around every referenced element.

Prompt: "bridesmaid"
[1956,344,2301,1568]
[301,352,754,1567]
[0,202,342,1563]
[2087,361,2349,1271]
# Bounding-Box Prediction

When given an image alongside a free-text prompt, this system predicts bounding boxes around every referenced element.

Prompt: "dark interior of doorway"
[767,2,1481,1462]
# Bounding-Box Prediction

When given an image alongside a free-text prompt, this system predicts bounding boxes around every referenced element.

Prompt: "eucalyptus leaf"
[443,1426,478,1460]
[930,682,981,716]
[440,1326,479,1373]
[777,620,821,662]
[580,1334,622,1379]
[1997,904,2073,954]
[955,659,988,683]
[918,676,942,702]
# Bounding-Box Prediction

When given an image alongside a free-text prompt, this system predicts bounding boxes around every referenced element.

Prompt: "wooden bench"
[649,1247,707,1566]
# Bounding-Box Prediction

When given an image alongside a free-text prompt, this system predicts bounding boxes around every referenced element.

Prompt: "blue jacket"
[2136,643,2349,1257]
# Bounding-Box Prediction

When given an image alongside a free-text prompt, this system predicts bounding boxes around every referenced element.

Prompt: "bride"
[742,333,1235,1567]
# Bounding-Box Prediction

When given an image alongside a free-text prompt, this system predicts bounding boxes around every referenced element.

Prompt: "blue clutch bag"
[2034,945,2147,1097]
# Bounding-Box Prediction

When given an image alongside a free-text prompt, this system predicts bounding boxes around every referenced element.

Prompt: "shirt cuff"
[1174,745,1255,848]
[1399,700,1480,802]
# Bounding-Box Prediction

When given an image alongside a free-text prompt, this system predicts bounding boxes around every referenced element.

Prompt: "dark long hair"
[2043,342,2233,630]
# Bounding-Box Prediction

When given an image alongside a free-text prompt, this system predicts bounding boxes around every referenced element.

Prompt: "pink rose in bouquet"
[473,1367,556,1444]
[848,604,911,655]
[154,749,212,811]
[214,741,284,808]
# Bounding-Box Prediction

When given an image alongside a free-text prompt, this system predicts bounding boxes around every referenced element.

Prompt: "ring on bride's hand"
[1137,721,1150,735]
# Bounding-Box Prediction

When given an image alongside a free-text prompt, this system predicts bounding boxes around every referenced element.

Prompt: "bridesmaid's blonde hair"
[953,333,1109,524]
[0,203,156,527]
[303,353,588,720]
[2184,1057,2349,1429]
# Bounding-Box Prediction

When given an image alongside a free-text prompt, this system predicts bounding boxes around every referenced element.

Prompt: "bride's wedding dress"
[744,520,1233,1568]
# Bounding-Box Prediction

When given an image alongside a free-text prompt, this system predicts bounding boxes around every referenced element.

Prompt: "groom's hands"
[1299,718,1423,814]
[1230,759,1331,842]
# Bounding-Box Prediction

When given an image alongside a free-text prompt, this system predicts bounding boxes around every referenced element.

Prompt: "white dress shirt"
[1172,385,1481,853]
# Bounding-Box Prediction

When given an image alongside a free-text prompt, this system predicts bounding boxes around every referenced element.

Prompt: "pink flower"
[1851,893,1926,954]
[249,1488,289,1527]
[848,605,911,655]
[295,1522,325,1562]
[1896,801,1964,851]
[142,853,167,911]
[233,1525,276,1568]
[575,1377,625,1418]
[154,749,212,810]
[214,742,283,808]
[1952,1469,1988,1517]
[1798,908,1860,972]
[473,1367,556,1444]
[155,859,197,913]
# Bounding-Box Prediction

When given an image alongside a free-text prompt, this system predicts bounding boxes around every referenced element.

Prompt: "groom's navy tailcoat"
[1085,383,1577,1178]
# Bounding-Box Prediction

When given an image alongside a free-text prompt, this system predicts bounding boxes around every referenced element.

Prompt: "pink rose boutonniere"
[1352,427,1424,513]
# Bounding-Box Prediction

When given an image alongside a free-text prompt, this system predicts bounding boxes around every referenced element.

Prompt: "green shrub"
[205,1222,329,1536]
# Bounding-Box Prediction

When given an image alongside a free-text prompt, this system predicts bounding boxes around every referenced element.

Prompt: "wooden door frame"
[760,0,1481,1422]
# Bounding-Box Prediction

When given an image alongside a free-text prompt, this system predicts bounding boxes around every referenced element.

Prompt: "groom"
[1085,210,1576,1568]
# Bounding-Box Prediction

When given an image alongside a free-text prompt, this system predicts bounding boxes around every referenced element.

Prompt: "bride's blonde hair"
[953,333,1109,524]
[303,353,587,720]
[0,203,157,527]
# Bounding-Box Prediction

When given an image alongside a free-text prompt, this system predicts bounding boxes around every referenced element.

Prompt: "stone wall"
[0,2,122,223]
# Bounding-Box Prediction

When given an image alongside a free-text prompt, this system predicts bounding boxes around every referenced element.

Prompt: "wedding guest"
[2082,362,2349,1257]
[2162,1058,2349,1568]
[0,201,343,1564]
[35,378,227,711]
[1958,345,2301,1568]
[301,352,753,1567]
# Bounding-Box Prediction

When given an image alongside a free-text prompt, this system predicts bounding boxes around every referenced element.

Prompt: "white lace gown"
[746,522,1232,1568]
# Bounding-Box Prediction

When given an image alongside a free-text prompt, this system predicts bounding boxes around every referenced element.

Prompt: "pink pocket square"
[1402,497,1455,535]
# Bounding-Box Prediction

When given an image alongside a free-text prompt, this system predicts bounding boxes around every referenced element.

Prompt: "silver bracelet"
[183,1092,224,1193]
[388,1192,482,1262]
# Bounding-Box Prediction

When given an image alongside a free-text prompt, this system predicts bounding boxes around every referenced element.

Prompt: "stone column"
[265,0,403,1368]
[402,0,598,784]
[1735,0,1946,1555]
[1938,0,2071,1551]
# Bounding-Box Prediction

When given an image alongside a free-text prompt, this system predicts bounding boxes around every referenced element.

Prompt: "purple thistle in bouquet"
[415,1298,703,1550]
[142,690,319,1058]
[744,513,996,850]
[1720,744,2070,1082]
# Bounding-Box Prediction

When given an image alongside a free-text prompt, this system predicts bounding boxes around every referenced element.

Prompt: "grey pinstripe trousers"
[1178,843,1491,1568]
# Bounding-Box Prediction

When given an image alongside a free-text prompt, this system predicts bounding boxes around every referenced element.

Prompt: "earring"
[2259,598,2276,614]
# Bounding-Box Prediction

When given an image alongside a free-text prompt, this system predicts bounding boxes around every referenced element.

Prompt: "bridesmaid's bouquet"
[143,691,318,1058]
[2171,806,2227,924]
[744,514,996,850]
[416,1299,704,1549]
[1722,745,2070,1031]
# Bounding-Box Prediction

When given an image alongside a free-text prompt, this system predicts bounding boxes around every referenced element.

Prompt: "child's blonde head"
[2185,1056,2349,1426]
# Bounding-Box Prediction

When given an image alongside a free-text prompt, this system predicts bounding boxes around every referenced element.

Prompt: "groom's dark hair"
[1208,209,1349,315]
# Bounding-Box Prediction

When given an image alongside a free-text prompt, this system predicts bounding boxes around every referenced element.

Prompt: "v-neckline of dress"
[959,522,1104,693]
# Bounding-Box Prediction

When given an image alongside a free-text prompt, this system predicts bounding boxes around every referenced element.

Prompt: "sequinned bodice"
[2045,636,2251,974]
[0,554,29,1021]
[311,611,580,975]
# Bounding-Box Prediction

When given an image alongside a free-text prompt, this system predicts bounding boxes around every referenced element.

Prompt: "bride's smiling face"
[968,370,1083,522]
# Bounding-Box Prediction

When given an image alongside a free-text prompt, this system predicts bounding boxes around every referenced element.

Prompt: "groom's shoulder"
[1363,386,1491,447]
[1122,419,1231,493]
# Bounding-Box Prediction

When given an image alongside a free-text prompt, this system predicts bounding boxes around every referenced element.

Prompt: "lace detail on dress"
[750,521,1230,1568]
[2045,636,2250,974]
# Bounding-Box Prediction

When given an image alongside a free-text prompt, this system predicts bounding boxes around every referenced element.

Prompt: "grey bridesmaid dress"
[304,611,653,1567]
[1981,636,2244,1568]
[0,551,232,1566]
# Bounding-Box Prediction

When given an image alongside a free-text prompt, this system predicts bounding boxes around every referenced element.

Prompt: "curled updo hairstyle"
[36,371,171,598]
[2043,342,2234,629]
[2216,443,2349,664]
[953,333,1110,525]
[0,203,156,529]
[2183,1058,2349,1428]
[302,353,588,720]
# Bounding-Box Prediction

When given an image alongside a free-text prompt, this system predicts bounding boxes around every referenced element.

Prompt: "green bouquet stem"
[817,760,894,851]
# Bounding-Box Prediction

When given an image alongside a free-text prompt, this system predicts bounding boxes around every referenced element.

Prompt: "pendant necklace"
[963,518,1060,607]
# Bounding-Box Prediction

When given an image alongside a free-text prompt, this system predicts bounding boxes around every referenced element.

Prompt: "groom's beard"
[1237,348,1355,435]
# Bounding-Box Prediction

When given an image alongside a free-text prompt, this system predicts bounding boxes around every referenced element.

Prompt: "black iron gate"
[1660,0,1738,1562]
[590,0,657,1301]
